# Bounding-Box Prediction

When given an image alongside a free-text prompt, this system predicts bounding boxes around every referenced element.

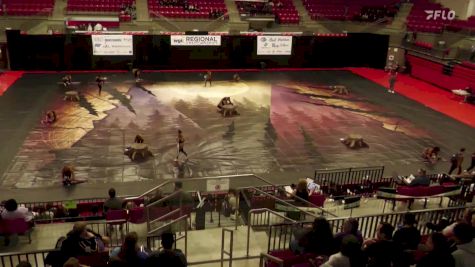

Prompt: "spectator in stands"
[363,222,404,267]
[408,168,430,187]
[449,148,465,175]
[111,232,148,266]
[104,188,123,212]
[61,222,108,259]
[1,198,34,222]
[422,146,440,164]
[224,189,238,220]
[293,179,309,203]
[334,218,364,248]
[63,257,81,267]
[466,151,475,173]
[393,213,421,250]
[443,208,475,239]
[291,217,335,256]
[321,235,366,267]
[145,232,187,267]
[417,232,454,267]
[452,223,475,267]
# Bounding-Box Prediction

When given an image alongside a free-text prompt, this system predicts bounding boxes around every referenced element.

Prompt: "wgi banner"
[91,35,133,56]
[171,35,221,46]
[257,36,293,55]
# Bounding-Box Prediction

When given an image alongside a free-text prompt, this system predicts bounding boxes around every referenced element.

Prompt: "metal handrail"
[149,208,182,228]
[246,208,296,257]
[126,174,274,201]
[249,187,337,218]
[221,228,234,267]
[146,190,183,207]
[259,252,284,267]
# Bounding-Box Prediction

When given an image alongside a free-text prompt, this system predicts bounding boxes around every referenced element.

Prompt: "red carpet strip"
[0,71,24,96]
[350,68,475,128]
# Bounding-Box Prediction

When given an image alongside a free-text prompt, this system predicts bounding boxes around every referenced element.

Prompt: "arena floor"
[1,70,474,201]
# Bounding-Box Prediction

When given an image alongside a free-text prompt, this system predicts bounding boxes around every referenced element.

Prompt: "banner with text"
[257,36,292,55]
[92,35,133,56]
[171,35,221,46]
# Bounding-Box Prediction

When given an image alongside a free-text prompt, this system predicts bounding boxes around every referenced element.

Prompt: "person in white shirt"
[1,198,33,222]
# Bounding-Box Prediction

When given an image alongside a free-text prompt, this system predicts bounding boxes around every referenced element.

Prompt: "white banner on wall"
[257,36,293,55]
[91,35,133,55]
[206,178,230,192]
[171,35,221,46]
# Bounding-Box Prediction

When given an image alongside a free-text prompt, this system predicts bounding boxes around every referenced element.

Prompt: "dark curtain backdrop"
[6,31,389,70]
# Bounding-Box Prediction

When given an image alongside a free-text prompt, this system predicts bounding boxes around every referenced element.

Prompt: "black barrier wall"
[6,31,389,70]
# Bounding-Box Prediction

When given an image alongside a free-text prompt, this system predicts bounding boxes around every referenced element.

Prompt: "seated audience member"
[334,218,364,247]
[363,222,404,267]
[104,188,124,212]
[291,217,335,256]
[321,235,366,267]
[452,223,475,267]
[443,208,475,238]
[408,168,430,186]
[417,232,454,267]
[145,232,187,267]
[111,232,148,266]
[61,222,107,258]
[134,134,144,143]
[1,198,34,222]
[41,110,57,125]
[393,212,421,250]
[422,146,440,163]
[293,178,309,203]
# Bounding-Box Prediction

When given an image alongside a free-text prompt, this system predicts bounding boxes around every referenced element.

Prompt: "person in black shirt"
[417,232,454,267]
[96,76,105,95]
[393,212,421,251]
[293,179,309,204]
[145,232,187,267]
[291,217,335,256]
[364,222,404,267]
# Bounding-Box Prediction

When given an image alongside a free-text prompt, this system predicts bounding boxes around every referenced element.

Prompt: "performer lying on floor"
[62,165,87,186]
[62,75,72,88]
[41,110,57,125]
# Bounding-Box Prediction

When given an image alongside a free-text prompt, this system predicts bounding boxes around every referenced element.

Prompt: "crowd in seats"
[406,0,447,33]
[303,0,397,22]
[445,16,475,32]
[268,208,475,267]
[0,199,34,245]
[148,0,229,20]
[1,0,54,16]
[235,0,299,24]
[43,223,187,267]
[67,0,135,14]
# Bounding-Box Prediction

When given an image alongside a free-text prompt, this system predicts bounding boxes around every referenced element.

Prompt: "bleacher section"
[148,0,228,20]
[407,54,475,89]
[67,0,134,14]
[235,0,299,24]
[302,0,397,22]
[0,0,54,16]
[406,0,448,33]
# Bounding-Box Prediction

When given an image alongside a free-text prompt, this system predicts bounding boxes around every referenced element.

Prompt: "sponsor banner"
[92,35,133,56]
[257,36,292,55]
[206,178,230,192]
[171,35,221,46]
